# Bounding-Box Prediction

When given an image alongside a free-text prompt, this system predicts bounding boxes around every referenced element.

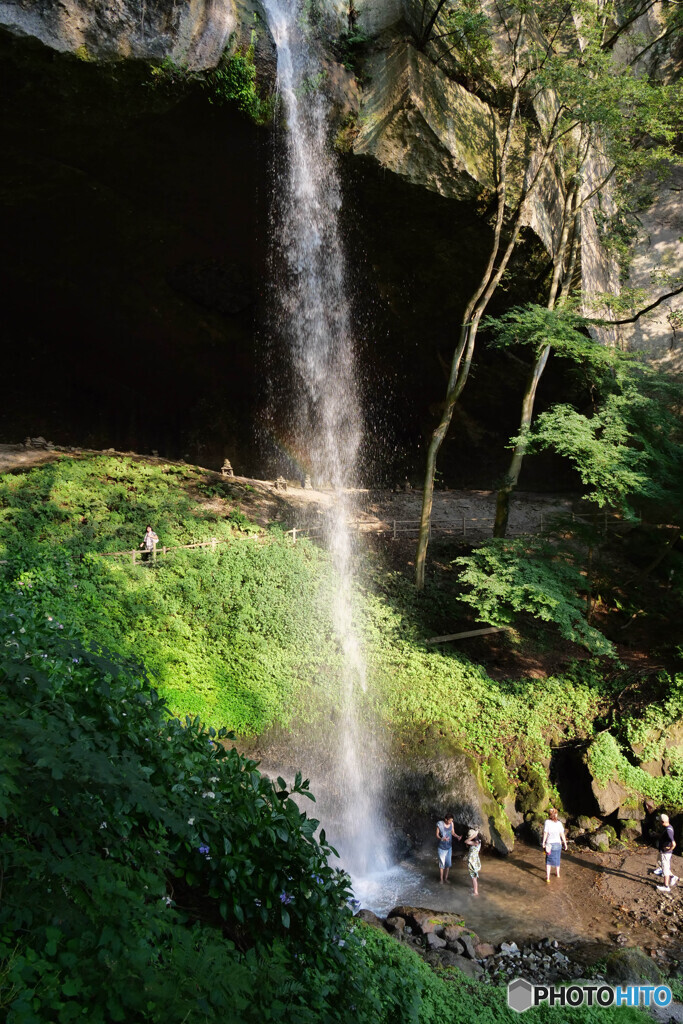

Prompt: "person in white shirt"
[542,808,567,882]
[140,525,159,563]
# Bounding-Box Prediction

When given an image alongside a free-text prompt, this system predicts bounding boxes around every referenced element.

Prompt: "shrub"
[0,597,359,1022]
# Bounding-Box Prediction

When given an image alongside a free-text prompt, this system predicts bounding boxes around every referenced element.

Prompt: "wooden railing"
[102,534,262,565]
[286,510,636,542]
[102,509,640,562]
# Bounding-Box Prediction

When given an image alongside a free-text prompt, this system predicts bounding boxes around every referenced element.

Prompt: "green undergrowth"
[1,599,651,1024]
[588,727,683,808]
[0,456,340,732]
[0,456,668,783]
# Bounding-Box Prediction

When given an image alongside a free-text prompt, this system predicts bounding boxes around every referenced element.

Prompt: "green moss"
[516,764,549,814]
[587,731,683,810]
[486,755,510,800]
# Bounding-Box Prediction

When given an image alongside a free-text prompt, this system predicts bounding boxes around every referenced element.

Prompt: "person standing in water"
[465,829,482,895]
[436,814,462,883]
[542,808,567,882]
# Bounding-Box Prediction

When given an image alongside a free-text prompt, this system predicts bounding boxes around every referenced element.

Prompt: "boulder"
[355,909,384,929]
[388,906,463,937]
[443,954,484,980]
[617,802,647,822]
[527,817,545,847]
[584,739,638,816]
[475,942,496,958]
[591,776,635,817]
[577,816,602,831]
[442,924,466,944]
[386,731,515,853]
[619,819,642,841]
[459,933,478,960]
[385,916,405,936]
[431,948,470,969]
[605,947,664,986]
[426,932,447,950]
[588,831,610,852]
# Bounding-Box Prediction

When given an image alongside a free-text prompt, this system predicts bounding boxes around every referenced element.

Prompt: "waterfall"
[263,0,389,878]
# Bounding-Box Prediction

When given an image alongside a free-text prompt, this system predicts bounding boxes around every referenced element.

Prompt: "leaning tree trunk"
[493,183,581,538]
[414,20,533,589]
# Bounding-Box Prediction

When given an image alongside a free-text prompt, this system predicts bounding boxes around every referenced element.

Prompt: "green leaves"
[0,455,340,734]
[0,602,355,1022]
[454,537,616,656]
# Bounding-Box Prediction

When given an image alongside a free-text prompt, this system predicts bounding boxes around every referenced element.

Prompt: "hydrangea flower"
[198,844,210,855]
[279,891,293,905]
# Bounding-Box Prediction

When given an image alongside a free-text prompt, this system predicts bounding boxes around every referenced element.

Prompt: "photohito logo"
[507,978,672,1013]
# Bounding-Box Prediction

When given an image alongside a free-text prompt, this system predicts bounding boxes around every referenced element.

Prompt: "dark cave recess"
[0,29,578,490]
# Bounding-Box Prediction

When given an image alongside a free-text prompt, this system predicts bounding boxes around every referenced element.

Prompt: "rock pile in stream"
[355,906,585,985]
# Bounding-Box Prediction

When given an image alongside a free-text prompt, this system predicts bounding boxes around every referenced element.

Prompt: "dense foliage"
[1,589,655,1023]
[0,595,654,1022]
[452,537,615,656]
[0,596,364,1022]
[0,456,621,776]
[0,457,339,731]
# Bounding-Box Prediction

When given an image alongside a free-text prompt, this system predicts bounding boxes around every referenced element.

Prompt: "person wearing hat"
[465,828,482,896]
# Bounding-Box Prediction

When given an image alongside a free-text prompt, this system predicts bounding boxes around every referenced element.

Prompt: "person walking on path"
[542,808,567,882]
[465,829,482,896]
[436,814,462,883]
[655,813,678,892]
[140,525,159,562]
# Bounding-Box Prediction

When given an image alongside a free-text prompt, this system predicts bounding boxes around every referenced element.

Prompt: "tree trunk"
[493,182,581,538]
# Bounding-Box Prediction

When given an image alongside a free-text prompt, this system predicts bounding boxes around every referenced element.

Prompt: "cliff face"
[0,0,235,67]
[0,0,680,472]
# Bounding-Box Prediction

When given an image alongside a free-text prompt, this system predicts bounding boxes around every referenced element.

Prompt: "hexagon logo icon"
[508,978,534,1013]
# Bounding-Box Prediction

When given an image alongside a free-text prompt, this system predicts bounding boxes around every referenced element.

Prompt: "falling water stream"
[255,2,654,950]
[263,0,390,883]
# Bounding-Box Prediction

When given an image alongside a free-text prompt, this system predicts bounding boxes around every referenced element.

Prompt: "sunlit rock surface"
[617,166,683,372]
[0,0,236,67]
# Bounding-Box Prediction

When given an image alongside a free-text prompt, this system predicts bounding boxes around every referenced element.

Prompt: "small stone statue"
[274,475,288,491]
[403,478,412,492]
[303,474,312,490]
[221,458,234,478]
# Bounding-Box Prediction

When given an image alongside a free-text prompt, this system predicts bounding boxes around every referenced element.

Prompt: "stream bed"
[351,838,673,952]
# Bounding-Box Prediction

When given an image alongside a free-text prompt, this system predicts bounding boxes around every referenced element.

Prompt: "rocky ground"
[356,847,683,1019]
[0,441,577,539]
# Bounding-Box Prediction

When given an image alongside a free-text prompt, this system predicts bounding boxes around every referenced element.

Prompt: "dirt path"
[0,444,576,542]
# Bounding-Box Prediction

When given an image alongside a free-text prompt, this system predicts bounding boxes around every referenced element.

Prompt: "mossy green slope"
[1,454,681,810]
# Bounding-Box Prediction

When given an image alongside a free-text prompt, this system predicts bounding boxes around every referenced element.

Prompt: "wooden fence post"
[131,550,136,566]
[393,520,397,540]
[292,528,297,544]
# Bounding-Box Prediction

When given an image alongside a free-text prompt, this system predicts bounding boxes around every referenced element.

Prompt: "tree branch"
[589,283,683,326]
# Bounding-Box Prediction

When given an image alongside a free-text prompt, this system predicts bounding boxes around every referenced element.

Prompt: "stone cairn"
[221,459,234,478]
